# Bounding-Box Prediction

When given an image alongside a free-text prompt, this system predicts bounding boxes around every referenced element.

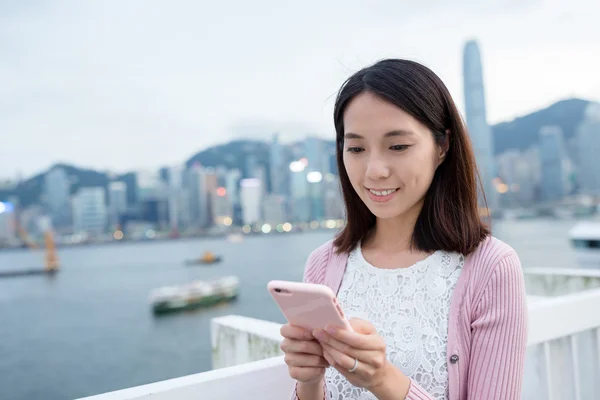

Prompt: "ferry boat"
[150,275,239,314]
[568,222,600,267]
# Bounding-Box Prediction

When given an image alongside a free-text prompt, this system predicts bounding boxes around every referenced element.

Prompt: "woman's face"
[342,91,446,221]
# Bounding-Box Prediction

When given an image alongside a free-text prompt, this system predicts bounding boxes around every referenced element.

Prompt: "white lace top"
[325,244,464,400]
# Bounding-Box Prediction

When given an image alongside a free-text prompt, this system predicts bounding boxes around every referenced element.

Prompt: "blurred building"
[270,133,288,195]
[289,160,310,222]
[305,137,329,175]
[44,167,72,231]
[108,181,127,229]
[539,126,568,202]
[463,40,497,211]
[323,174,344,219]
[240,178,262,225]
[19,205,45,237]
[307,171,325,221]
[205,169,218,225]
[576,104,600,195]
[166,166,187,231]
[136,170,163,201]
[186,165,210,229]
[225,169,242,225]
[0,201,17,244]
[262,194,288,224]
[73,187,107,235]
[212,187,233,226]
[496,150,521,208]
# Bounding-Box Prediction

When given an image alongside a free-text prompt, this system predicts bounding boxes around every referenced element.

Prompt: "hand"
[280,324,329,384]
[313,318,408,394]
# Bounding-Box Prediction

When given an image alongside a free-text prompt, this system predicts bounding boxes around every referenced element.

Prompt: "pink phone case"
[268,280,353,332]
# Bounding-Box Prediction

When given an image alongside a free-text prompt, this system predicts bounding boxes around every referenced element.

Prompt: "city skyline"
[2,0,599,178]
[0,96,594,184]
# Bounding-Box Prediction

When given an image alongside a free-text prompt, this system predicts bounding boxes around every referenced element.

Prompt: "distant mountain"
[185,139,271,174]
[491,98,591,154]
[1,98,595,208]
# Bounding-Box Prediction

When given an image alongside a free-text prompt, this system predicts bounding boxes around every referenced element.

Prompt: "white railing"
[79,269,600,400]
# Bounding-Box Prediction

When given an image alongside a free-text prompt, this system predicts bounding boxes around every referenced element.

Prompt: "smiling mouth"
[368,188,398,196]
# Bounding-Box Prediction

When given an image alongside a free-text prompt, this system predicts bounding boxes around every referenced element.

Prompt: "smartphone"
[267,280,353,332]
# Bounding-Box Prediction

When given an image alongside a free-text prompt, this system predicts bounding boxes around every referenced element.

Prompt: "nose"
[365,156,391,181]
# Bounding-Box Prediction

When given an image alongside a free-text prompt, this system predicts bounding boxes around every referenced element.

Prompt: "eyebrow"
[344,130,415,139]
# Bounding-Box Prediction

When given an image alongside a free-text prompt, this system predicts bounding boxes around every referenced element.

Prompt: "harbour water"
[0,219,585,400]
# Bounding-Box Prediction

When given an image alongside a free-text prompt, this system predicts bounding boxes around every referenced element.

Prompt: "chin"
[370,209,406,220]
[364,203,406,220]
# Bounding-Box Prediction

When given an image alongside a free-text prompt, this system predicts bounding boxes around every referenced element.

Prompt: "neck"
[366,201,423,253]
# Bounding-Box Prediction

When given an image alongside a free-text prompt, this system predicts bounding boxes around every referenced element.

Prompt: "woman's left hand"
[313,318,406,393]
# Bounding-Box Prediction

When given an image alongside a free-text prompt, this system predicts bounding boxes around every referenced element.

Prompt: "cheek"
[403,151,437,188]
[343,154,361,183]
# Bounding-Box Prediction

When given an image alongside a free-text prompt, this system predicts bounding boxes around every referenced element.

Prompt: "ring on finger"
[348,358,359,373]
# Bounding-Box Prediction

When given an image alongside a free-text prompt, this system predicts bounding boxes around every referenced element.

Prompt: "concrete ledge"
[211,315,283,369]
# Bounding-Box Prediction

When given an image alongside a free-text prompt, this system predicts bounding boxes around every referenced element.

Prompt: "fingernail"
[326,325,337,335]
[313,329,325,339]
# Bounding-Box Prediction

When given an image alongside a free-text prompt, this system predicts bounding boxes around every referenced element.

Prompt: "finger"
[316,334,372,362]
[281,324,313,340]
[284,353,329,368]
[348,318,377,334]
[323,344,374,376]
[322,325,384,350]
[280,339,324,356]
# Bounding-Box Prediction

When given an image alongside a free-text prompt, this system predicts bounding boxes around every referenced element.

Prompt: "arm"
[466,251,528,399]
[372,251,528,400]
[291,381,325,400]
[289,244,332,400]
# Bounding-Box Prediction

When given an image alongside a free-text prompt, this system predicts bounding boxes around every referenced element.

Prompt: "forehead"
[343,92,426,138]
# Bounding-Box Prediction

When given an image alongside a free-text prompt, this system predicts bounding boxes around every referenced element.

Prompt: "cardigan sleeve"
[466,251,528,399]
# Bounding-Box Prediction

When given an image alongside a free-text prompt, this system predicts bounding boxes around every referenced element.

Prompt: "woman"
[280,59,527,400]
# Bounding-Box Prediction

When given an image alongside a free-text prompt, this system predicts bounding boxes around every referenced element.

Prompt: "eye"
[346,147,364,154]
[390,145,409,151]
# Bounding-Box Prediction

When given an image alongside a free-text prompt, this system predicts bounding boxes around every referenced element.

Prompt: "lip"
[365,187,399,203]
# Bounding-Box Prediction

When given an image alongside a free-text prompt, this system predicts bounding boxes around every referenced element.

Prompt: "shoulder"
[303,240,337,284]
[466,236,524,301]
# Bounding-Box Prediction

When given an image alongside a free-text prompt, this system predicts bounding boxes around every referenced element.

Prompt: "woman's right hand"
[280,324,329,384]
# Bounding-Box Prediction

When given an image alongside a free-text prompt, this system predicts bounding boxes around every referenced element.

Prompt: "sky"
[1,0,599,179]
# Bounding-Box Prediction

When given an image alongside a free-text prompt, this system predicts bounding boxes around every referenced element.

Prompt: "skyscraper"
[108,181,127,228]
[186,165,209,229]
[289,160,310,222]
[44,167,72,230]
[305,137,329,175]
[240,178,262,225]
[0,201,17,244]
[166,166,186,230]
[270,133,287,195]
[73,187,107,234]
[576,103,600,195]
[463,40,497,211]
[539,126,568,202]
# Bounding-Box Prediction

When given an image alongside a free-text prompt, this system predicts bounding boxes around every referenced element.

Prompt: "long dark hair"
[333,59,489,255]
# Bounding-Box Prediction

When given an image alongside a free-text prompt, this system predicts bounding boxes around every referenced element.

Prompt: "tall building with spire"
[463,40,497,212]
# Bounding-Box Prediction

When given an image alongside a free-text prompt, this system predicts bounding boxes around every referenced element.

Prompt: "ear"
[437,129,450,165]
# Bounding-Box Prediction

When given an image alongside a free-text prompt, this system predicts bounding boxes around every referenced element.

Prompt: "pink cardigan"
[292,236,527,400]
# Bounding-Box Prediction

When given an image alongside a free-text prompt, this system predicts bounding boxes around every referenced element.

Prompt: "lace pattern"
[325,245,464,400]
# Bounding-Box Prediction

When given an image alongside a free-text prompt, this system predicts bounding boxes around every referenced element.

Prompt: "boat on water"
[150,275,239,314]
[568,222,600,268]
[184,251,222,266]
